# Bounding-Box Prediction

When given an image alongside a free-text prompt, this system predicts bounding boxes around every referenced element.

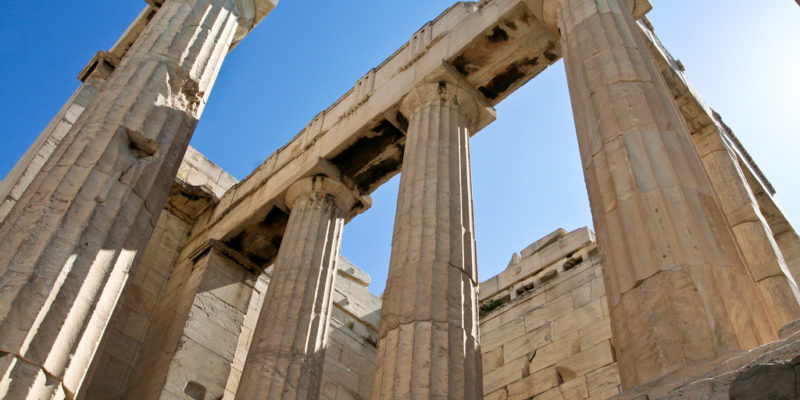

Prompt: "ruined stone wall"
[320,319,378,400]
[222,272,270,399]
[479,228,620,400]
[320,257,381,400]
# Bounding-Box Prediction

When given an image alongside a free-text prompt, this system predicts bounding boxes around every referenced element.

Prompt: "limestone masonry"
[2,0,800,399]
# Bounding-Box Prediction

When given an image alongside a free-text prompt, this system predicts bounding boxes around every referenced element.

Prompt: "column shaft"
[236,177,350,400]
[373,83,482,400]
[559,0,776,388]
[0,0,243,397]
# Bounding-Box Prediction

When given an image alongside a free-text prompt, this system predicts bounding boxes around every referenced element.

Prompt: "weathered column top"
[233,0,280,44]
[283,160,372,219]
[399,62,497,130]
[526,0,651,32]
[286,175,364,213]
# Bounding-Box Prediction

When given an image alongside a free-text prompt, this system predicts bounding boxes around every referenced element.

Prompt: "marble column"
[558,0,777,388]
[692,122,800,329]
[236,176,361,400]
[0,0,276,398]
[372,82,482,399]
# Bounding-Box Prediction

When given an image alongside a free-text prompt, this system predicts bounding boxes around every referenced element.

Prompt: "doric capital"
[232,0,279,44]
[399,81,485,129]
[398,60,496,132]
[285,176,363,213]
[529,0,651,33]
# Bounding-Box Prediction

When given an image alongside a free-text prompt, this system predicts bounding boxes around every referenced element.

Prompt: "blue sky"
[1,1,798,296]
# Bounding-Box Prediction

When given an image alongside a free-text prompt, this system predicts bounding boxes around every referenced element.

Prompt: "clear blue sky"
[1,1,798,296]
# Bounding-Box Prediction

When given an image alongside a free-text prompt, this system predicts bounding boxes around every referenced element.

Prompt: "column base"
[612,323,800,399]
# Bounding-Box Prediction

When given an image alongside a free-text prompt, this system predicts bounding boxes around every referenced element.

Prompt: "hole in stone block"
[487,26,509,43]
[539,269,557,282]
[184,381,206,400]
[477,57,539,99]
[329,119,405,192]
[563,256,584,271]
[395,111,409,132]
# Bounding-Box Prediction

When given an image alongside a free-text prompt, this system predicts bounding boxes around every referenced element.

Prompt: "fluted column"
[558,0,777,388]
[693,123,800,328]
[372,82,482,399]
[236,176,362,400]
[0,0,275,398]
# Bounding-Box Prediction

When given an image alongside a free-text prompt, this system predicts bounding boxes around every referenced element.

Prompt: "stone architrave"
[0,0,276,398]
[754,189,800,285]
[0,51,119,224]
[557,0,777,388]
[638,21,800,331]
[236,176,364,400]
[372,81,484,399]
[692,122,800,328]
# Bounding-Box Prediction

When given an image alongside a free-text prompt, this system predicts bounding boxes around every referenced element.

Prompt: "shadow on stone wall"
[730,355,800,400]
